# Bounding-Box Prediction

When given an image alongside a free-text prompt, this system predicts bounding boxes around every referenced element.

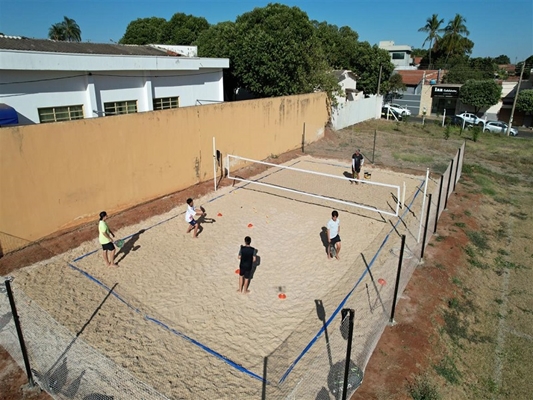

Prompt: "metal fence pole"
[434,174,444,234]
[421,194,432,259]
[444,158,454,210]
[453,146,461,192]
[341,308,355,400]
[4,278,34,387]
[372,130,376,164]
[390,235,406,324]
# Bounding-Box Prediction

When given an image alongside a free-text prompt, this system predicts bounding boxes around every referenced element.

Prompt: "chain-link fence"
[1,142,464,399]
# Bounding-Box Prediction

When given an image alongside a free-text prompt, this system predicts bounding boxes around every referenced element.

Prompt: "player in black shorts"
[237,236,256,294]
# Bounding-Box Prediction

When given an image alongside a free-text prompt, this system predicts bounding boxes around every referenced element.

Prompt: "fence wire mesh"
[1,141,465,399]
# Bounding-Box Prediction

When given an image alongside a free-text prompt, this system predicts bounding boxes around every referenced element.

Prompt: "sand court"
[10,155,428,398]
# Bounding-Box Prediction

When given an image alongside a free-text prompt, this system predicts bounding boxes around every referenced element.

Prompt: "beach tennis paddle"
[116,239,125,248]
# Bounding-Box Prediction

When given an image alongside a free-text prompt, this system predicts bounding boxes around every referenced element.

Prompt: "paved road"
[401,116,533,139]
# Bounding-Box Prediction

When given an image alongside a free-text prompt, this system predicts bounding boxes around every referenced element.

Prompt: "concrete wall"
[330,94,382,130]
[0,93,328,246]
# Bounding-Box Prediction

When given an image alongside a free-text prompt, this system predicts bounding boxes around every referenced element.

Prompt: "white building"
[0,36,229,125]
[378,40,414,70]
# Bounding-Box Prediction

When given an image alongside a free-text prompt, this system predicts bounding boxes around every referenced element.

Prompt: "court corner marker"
[278,293,287,299]
[247,223,253,228]
[217,212,223,217]
[235,269,240,274]
[378,278,386,285]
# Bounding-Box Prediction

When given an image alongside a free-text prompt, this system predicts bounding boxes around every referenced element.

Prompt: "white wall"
[331,94,383,130]
[0,69,225,124]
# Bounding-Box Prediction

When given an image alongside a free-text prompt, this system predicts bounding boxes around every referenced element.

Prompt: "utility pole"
[377,64,383,96]
[507,61,525,136]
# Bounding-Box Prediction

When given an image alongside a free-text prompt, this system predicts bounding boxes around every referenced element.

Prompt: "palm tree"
[418,14,444,68]
[441,14,470,64]
[48,23,65,41]
[61,16,81,42]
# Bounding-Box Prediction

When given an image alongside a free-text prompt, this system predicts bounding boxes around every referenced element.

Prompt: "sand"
[6,156,430,399]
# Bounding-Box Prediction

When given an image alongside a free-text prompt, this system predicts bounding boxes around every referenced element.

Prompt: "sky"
[0,0,532,62]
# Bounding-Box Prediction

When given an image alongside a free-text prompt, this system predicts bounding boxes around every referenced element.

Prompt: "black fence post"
[372,130,376,164]
[4,278,34,387]
[421,194,432,259]
[390,235,406,324]
[444,158,454,211]
[341,308,355,400]
[453,146,461,192]
[434,174,444,234]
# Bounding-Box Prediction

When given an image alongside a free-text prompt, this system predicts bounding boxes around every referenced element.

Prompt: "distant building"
[378,41,414,69]
[0,35,229,125]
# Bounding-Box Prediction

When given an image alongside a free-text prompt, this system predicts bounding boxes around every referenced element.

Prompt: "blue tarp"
[0,103,18,126]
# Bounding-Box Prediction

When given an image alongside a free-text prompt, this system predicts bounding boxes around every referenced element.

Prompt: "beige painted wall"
[0,93,328,247]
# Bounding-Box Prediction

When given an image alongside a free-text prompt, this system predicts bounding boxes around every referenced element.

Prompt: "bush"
[407,374,441,400]
[471,126,481,142]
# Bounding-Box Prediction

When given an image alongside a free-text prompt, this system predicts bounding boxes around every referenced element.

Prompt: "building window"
[392,52,405,60]
[104,100,137,116]
[38,105,84,123]
[153,97,180,110]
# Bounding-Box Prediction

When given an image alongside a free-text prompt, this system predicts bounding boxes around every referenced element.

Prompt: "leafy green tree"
[230,3,339,99]
[459,80,501,114]
[418,14,444,68]
[442,57,496,84]
[195,22,239,100]
[493,54,510,64]
[48,16,81,42]
[313,22,359,70]
[440,14,472,63]
[120,17,167,45]
[350,42,394,94]
[516,89,533,114]
[382,73,406,101]
[161,13,209,45]
[411,48,428,57]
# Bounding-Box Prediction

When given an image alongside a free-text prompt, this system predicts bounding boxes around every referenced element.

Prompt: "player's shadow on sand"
[115,229,145,264]
[320,227,330,256]
[249,250,261,282]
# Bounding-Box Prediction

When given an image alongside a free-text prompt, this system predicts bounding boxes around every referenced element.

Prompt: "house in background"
[378,41,414,70]
[332,70,360,102]
[0,35,229,125]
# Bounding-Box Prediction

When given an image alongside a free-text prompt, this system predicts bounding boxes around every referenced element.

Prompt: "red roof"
[396,70,443,86]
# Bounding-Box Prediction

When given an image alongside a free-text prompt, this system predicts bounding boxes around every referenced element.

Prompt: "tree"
[48,23,65,41]
[459,80,501,114]
[120,17,167,45]
[493,54,510,64]
[62,16,81,42]
[411,48,428,57]
[229,4,339,98]
[313,21,359,70]
[350,42,394,94]
[161,13,209,45]
[440,14,472,63]
[418,14,444,68]
[516,55,533,79]
[382,73,406,102]
[516,89,533,114]
[48,16,81,42]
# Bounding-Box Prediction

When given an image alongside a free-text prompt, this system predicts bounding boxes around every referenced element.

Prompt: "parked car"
[381,106,402,120]
[483,120,518,136]
[455,112,486,127]
[383,103,411,116]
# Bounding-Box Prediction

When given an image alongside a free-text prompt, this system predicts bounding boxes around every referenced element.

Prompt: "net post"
[390,234,406,324]
[341,308,355,400]
[420,194,432,259]
[4,278,35,387]
[417,168,430,243]
[302,122,306,153]
[212,137,217,191]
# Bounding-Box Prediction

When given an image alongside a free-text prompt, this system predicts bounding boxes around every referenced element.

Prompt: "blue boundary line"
[278,177,425,384]
[66,160,425,386]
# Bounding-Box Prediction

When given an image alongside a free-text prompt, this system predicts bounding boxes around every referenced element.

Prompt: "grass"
[407,374,441,400]
[433,356,462,384]
[392,153,434,164]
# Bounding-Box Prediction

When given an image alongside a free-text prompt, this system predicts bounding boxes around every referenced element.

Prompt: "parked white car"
[383,103,411,116]
[455,112,486,127]
[484,121,518,136]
